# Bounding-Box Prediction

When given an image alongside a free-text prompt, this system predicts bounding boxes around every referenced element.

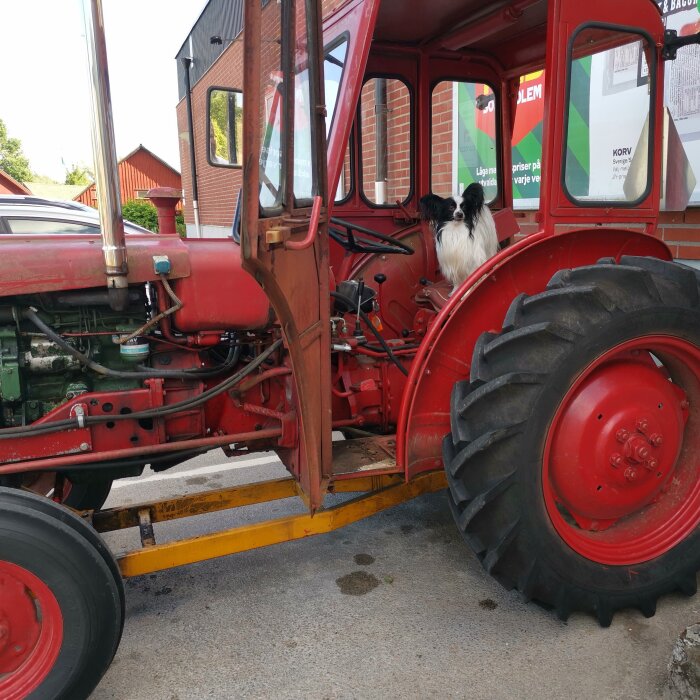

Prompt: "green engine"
[0,289,149,428]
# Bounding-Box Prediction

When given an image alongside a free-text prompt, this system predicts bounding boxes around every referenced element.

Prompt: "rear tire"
[444,257,700,625]
[0,488,123,699]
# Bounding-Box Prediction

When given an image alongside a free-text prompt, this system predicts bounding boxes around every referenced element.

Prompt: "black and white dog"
[419,183,498,291]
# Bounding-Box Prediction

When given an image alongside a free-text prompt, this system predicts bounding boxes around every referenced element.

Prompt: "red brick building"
[74,145,181,208]
[0,169,31,195]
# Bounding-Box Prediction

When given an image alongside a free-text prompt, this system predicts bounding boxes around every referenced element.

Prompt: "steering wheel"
[329,217,414,256]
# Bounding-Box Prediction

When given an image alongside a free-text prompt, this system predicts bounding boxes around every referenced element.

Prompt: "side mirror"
[207,88,243,168]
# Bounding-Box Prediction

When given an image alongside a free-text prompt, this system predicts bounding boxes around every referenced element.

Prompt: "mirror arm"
[663,29,700,60]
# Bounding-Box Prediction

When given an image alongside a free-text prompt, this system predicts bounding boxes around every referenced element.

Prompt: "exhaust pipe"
[81,0,129,310]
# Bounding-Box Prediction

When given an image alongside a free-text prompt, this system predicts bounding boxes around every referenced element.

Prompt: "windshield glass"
[259,36,348,211]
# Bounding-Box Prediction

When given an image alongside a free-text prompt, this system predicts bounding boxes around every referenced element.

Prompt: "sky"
[0,0,207,181]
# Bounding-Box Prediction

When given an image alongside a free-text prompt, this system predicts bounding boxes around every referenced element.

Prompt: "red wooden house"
[0,169,31,195]
[74,144,181,207]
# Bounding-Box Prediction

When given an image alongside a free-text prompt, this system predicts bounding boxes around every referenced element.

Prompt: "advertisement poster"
[454,82,498,202]
[658,0,700,204]
[456,1,700,209]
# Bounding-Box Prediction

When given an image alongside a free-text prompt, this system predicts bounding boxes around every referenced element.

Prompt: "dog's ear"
[461,182,485,211]
[419,194,443,221]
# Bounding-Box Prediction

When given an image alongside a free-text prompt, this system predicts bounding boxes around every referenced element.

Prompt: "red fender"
[396,228,672,479]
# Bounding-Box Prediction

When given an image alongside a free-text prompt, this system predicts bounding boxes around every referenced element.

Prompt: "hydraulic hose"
[330,291,409,376]
[0,338,283,439]
[22,307,240,380]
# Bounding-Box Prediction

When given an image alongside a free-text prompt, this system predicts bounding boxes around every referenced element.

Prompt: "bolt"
[79,442,89,452]
[73,405,84,417]
[616,428,630,443]
[636,418,649,433]
[650,433,663,447]
[624,467,638,482]
[610,453,624,468]
[636,445,650,461]
[646,458,659,471]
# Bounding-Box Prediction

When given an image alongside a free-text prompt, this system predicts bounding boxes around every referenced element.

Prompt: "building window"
[135,190,149,199]
[207,88,243,168]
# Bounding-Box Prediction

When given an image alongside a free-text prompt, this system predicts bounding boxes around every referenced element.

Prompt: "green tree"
[122,199,159,232]
[0,118,32,183]
[64,163,93,186]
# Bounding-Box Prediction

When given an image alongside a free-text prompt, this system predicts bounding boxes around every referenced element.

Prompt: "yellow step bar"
[93,471,447,578]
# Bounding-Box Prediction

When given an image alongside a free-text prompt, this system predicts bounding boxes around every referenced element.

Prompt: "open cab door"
[240,0,379,509]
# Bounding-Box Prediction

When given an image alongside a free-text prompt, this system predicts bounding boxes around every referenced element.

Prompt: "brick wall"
[359,78,411,204]
[430,81,453,196]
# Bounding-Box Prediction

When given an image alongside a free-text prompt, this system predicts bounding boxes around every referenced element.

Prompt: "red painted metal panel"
[172,241,270,331]
[0,234,191,296]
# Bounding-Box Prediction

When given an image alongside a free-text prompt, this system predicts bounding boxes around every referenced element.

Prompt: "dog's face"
[418,194,464,227]
[419,184,485,233]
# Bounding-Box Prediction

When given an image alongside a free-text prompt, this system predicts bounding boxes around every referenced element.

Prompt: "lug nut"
[636,418,649,433]
[650,433,663,447]
[624,467,638,482]
[616,428,630,443]
[610,453,624,468]
[635,445,650,461]
[646,458,659,471]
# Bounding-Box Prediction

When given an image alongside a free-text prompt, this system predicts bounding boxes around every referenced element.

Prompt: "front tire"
[444,257,700,625]
[0,488,124,699]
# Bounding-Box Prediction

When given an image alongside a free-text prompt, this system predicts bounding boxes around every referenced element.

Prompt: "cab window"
[564,26,654,205]
[360,77,412,206]
[430,80,498,203]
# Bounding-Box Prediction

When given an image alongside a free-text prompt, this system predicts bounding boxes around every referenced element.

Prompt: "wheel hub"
[0,569,41,675]
[0,561,62,699]
[549,355,686,526]
[544,335,700,565]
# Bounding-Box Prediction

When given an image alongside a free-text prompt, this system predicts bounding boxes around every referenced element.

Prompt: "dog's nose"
[454,209,464,220]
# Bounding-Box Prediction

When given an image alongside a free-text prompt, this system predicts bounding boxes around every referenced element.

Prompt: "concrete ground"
[91,449,699,700]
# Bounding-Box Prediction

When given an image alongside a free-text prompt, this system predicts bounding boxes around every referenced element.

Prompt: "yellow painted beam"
[93,477,299,532]
[117,470,447,578]
[94,473,406,534]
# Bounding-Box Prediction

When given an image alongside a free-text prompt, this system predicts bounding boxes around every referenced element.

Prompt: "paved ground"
[92,449,698,700]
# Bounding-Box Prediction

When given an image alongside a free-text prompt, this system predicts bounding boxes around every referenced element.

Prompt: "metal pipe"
[181,57,202,238]
[242,0,262,259]
[438,0,540,52]
[0,428,283,476]
[81,0,129,310]
[374,78,388,204]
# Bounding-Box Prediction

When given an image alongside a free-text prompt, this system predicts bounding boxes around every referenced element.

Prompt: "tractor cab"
[239,0,680,503]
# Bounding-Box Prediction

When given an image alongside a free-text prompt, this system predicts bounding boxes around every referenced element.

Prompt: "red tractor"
[1,0,699,696]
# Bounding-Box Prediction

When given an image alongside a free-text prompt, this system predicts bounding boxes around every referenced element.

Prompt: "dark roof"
[175,0,245,101]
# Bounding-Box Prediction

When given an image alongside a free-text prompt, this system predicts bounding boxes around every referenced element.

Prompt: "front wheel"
[0,488,124,699]
[444,257,700,625]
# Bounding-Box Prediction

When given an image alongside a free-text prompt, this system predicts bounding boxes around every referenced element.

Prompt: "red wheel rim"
[0,561,63,700]
[543,335,700,565]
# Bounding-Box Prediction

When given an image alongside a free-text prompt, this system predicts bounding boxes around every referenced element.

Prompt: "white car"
[0,195,153,235]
